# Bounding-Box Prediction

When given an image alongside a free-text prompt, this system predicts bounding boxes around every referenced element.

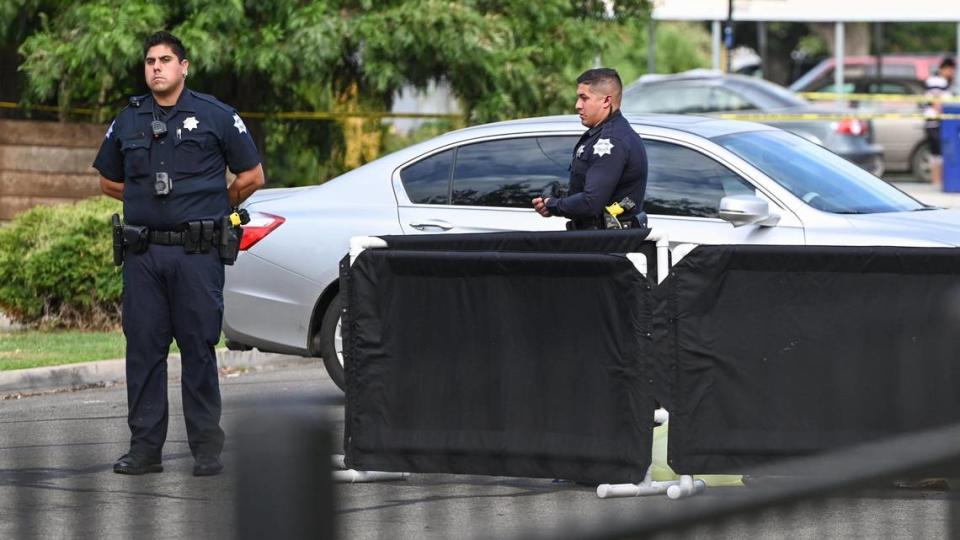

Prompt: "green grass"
[0,330,226,371]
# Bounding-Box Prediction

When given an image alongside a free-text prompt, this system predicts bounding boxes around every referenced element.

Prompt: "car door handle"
[409,220,454,231]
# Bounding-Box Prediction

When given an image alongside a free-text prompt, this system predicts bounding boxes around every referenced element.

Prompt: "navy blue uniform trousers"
[122,244,225,458]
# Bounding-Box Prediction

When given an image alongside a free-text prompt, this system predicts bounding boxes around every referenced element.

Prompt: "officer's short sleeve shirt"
[93,89,261,229]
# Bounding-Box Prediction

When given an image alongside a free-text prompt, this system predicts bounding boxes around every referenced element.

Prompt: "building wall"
[0,120,103,222]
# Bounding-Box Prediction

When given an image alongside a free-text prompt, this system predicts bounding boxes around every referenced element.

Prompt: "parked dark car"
[790,55,945,180]
[621,70,885,176]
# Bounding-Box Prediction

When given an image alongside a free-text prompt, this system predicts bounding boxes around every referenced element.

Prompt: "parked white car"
[224,114,958,390]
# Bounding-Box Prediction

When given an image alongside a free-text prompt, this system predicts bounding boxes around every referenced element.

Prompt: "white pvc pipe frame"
[350,230,671,284]
[596,408,706,500]
[331,454,409,483]
[346,231,702,499]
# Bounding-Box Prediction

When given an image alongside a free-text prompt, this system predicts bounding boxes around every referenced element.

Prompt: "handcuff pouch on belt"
[183,220,217,254]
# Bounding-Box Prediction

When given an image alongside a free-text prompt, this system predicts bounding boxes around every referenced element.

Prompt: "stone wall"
[0,119,104,221]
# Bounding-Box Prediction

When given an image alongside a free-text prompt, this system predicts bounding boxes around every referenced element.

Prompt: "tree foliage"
[883,22,957,56]
[18,1,163,121]
[15,1,665,185]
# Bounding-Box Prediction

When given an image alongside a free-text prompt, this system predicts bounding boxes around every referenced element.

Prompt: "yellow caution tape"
[241,110,463,120]
[716,112,960,121]
[798,92,960,104]
[0,101,464,122]
[0,101,99,115]
[5,100,960,123]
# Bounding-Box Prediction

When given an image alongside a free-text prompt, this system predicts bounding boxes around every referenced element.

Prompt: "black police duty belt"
[568,215,645,231]
[149,225,219,246]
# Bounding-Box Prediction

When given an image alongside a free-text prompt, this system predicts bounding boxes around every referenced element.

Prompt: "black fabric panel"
[338,253,355,450]
[344,248,655,484]
[660,245,960,474]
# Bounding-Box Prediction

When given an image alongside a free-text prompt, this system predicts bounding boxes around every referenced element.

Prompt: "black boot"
[193,454,223,477]
[113,452,163,475]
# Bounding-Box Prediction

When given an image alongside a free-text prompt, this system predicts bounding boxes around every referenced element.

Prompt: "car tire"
[911,142,932,183]
[320,292,346,392]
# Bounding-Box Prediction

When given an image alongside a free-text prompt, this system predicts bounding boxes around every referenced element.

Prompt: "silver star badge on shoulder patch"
[593,138,614,157]
[104,120,115,139]
[183,116,199,131]
[233,114,247,134]
[576,145,585,158]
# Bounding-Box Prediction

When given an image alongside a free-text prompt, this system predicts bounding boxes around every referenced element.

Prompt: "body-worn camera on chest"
[154,172,171,196]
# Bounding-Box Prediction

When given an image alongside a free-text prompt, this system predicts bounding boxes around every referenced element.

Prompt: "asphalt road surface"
[0,365,955,539]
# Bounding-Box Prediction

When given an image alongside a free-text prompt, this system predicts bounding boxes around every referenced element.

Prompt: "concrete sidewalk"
[891,180,960,209]
[0,349,317,397]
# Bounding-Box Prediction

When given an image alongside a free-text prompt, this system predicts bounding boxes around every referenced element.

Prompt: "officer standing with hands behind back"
[94,31,265,476]
[533,68,647,229]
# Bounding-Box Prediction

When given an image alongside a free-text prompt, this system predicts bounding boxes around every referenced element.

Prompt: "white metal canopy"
[652,0,960,23]
[647,0,960,95]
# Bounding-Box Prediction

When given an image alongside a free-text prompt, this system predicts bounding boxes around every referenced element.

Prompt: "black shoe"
[113,452,163,475]
[193,454,223,477]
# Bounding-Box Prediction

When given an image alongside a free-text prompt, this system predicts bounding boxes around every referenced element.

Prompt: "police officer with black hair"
[532,68,647,229]
[94,31,265,476]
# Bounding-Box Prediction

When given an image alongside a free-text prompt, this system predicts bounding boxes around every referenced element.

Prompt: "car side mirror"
[718,195,780,227]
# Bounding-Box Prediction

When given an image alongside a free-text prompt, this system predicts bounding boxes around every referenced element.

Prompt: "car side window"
[815,82,856,93]
[622,85,714,114]
[400,149,453,204]
[867,82,908,94]
[708,87,755,111]
[450,136,578,208]
[644,140,756,218]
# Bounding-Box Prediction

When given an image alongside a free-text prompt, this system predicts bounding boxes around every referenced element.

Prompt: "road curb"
[0,349,317,396]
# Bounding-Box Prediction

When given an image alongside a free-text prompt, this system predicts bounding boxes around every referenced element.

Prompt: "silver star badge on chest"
[183,116,199,131]
[593,138,614,157]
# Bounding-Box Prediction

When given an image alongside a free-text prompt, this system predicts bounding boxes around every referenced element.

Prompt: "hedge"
[0,196,123,329]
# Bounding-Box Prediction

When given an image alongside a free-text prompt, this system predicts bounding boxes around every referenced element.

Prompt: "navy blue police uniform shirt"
[93,89,260,229]
[545,109,647,222]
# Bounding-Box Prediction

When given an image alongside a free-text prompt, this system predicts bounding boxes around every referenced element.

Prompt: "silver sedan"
[224,114,958,390]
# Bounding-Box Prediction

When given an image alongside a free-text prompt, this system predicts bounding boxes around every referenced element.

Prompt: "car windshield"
[713,130,926,214]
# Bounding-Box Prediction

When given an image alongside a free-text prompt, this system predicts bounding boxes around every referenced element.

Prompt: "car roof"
[815,54,942,67]
[792,55,944,89]
[627,69,755,87]
[448,113,774,140]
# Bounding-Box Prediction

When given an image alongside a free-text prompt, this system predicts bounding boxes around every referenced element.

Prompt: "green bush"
[0,196,122,329]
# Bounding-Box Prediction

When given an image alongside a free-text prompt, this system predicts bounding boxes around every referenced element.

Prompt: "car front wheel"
[320,292,346,391]
[911,142,932,183]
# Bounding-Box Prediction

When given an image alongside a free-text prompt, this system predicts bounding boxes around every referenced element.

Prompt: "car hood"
[844,209,960,247]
